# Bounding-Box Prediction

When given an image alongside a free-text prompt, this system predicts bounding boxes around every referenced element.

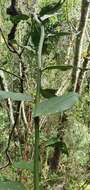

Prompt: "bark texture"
[70,0,90,91]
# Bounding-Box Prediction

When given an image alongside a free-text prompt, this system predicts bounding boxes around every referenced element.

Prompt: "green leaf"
[56,32,71,36]
[46,137,60,146]
[0,90,32,101]
[59,142,68,155]
[13,160,34,172]
[40,88,57,98]
[0,181,26,190]
[10,14,29,24]
[42,65,73,72]
[47,32,71,38]
[33,92,79,117]
[40,0,65,16]
[21,45,35,52]
[46,138,68,155]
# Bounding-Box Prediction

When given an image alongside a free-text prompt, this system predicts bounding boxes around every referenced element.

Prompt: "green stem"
[34,24,45,190]
[34,117,40,190]
[38,25,45,68]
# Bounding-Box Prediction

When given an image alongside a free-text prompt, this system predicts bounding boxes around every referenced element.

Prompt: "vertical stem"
[34,67,41,190]
[34,116,40,190]
[70,0,90,91]
[34,24,45,190]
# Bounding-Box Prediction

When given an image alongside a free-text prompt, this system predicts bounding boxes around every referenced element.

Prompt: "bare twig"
[0,162,10,170]
[0,70,14,126]
[0,68,22,79]
[0,102,21,170]
[0,28,23,57]
[0,28,16,53]
[5,103,21,169]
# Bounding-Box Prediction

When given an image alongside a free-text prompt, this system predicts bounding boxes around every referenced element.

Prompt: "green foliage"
[40,88,57,98]
[13,160,34,172]
[46,137,60,146]
[0,90,32,101]
[33,92,79,117]
[39,0,65,16]
[10,14,29,24]
[42,65,73,72]
[0,0,89,190]
[0,181,26,190]
[46,137,68,155]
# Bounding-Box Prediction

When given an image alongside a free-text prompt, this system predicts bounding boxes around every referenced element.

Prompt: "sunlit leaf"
[33,92,79,117]
[42,65,73,72]
[47,32,71,38]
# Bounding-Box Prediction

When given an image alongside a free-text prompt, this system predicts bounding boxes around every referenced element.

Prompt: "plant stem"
[34,116,40,190]
[70,0,90,91]
[34,24,45,190]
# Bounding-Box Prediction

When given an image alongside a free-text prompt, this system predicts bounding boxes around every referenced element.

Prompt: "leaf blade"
[13,160,34,172]
[0,181,26,190]
[42,65,73,72]
[33,92,79,117]
[39,0,65,16]
[40,88,57,98]
[0,90,32,101]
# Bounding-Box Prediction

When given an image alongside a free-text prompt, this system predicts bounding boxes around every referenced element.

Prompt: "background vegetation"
[0,0,90,190]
